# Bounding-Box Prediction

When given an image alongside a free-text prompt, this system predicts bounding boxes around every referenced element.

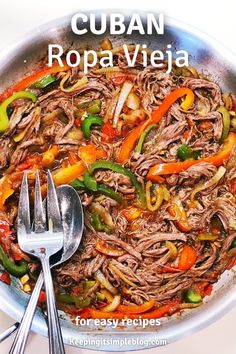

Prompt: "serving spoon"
[5,185,83,354]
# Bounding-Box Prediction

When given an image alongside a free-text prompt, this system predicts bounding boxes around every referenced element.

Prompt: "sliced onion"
[109,263,137,287]
[191,166,226,204]
[102,295,121,312]
[91,202,114,228]
[165,241,178,260]
[126,92,140,110]
[60,72,88,92]
[113,81,133,127]
[95,270,118,295]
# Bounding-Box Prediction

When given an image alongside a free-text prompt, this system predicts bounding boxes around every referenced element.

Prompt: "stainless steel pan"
[0,10,236,351]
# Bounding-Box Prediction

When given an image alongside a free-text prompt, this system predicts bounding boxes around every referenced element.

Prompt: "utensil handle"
[8,271,44,354]
[41,257,65,354]
[0,323,19,343]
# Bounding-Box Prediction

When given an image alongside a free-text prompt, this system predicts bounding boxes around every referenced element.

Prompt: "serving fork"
[13,170,65,354]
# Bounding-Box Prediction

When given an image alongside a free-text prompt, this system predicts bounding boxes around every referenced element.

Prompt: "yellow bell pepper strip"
[0,176,14,211]
[168,196,192,232]
[146,181,164,211]
[42,145,59,168]
[117,300,155,313]
[89,160,146,207]
[0,60,71,103]
[218,106,230,143]
[147,132,236,181]
[95,240,125,257]
[118,87,194,163]
[0,91,37,133]
[53,161,86,186]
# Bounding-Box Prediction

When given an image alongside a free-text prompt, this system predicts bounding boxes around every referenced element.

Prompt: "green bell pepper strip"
[184,289,202,303]
[83,171,97,191]
[177,143,201,161]
[89,160,146,207]
[81,115,104,139]
[91,213,112,234]
[231,239,236,248]
[0,245,29,277]
[0,91,37,133]
[218,106,230,143]
[70,179,123,204]
[30,74,57,89]
[57,293,91,308]
[135,124,157,153]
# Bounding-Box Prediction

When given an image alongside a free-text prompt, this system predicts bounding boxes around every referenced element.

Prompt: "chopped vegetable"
[0,91,37,133]
[57,293,91,308]
[0,176,14,211]
[177,143,201,161]
[38,291,46,304]
[101,121,117,142]
[42,145,59,168]
[95,270,118,295]
[121,207,141,221]
[178,245,197,270]
[23,284,31,292]
[0,271,11,285]
[102,295,121,312]
[231,239,236,248]
[83,171,97,191]
[87,100,101,114]
[146,181,164,211]
[53,162,86,186]
[0,60,71,103]
[190,166,226,205]
[89,160,146,207]
[0,245,29,277]
[118,300,155,314]
[101,38,112,50]
[118,87,194,163]
[165,241,178,260]
[78,144,106,165]
[218,106,230,143]
[20,274,30,285]
[198,233,218,241]
[30,74,57,89]
[91,202,114,228]
[95,240,125,257]
[168,196,192,232]
[60,73,88,93]
[100,289,114,303]
[126,92,140,110]
[184,289,202,303]
[148,132,236,181]
[70,179,123,204]
[113,81,134,127]
[81,115,104,139]
[91,213,112,234]
[96,292,106,301]
[135,124,157,153]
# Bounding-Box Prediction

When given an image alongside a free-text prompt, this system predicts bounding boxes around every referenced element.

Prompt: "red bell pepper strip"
[168,196,192,232]
[11,243,31,262]
[118,87,194,163]
[95,240,125,257]
[0,271,11,285]
[117,300,155,313]
[0,60,71,103]
[101,121,117,142]
[148,132,236,181]
[178,245,197,270]
[38,291,46,304]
